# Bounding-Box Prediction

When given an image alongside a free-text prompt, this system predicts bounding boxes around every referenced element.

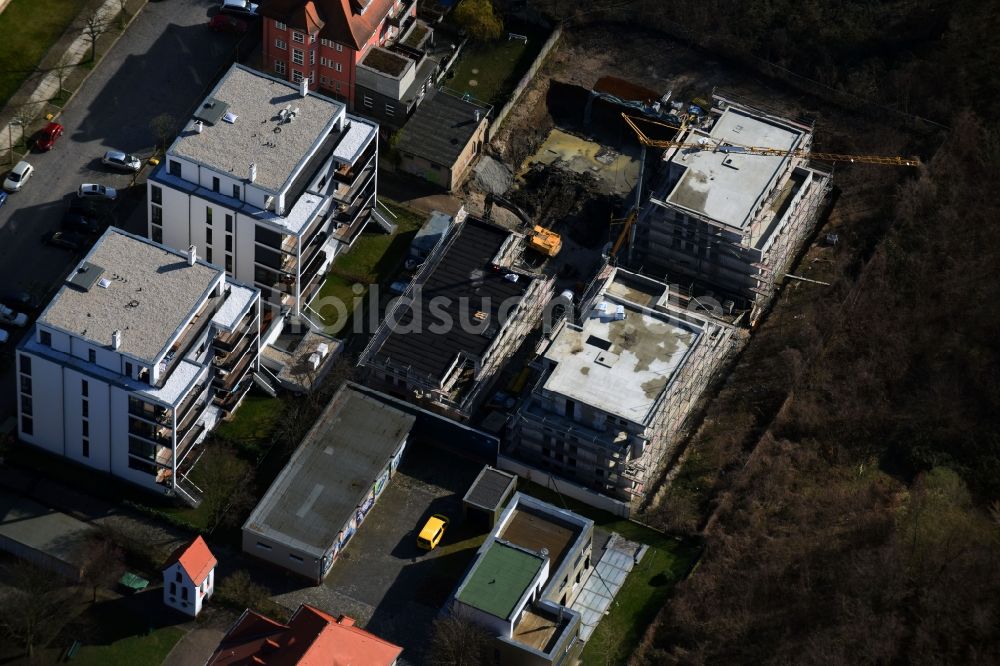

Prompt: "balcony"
[159,293,224,385]
[215,380,252,414]
[176,390,212,438]
[214,349,255,394]
[214,333,256,372]
[332,152,376,201]
[215,310,258,352]
[129,401,170,426]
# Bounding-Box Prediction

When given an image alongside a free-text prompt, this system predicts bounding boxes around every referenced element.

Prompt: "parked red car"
[208,14,248,34]
[36,122,64,151]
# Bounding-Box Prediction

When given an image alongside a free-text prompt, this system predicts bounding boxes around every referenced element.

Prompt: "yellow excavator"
[484,194,562,257]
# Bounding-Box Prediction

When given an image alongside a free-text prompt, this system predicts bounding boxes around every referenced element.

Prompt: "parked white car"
[0,305,27,327]
[78,183,117,200]
[4,161,34,192]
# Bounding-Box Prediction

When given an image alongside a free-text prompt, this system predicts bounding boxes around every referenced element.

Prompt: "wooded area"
[529,0,1000,662]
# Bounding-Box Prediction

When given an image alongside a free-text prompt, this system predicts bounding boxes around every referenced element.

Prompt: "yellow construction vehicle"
[528,225,562,257]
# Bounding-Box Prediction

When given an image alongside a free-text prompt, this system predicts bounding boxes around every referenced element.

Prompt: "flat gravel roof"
[170,65,345,194]
[39,229,222,365]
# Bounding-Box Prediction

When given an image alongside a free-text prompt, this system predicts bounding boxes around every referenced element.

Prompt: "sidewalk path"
[572,532,647,642]
[161,627,225,666]
[0,0,120,153]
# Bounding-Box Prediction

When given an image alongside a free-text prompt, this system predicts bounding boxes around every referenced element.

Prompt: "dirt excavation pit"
[519,127,641,197]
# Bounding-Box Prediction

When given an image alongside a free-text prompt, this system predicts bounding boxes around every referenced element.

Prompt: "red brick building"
[260,0,418,107]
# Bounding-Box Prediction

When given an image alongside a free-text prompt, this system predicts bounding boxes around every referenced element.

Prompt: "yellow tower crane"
[611,113,920,259]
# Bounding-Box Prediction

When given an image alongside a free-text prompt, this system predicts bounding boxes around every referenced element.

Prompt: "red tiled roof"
[164,535,216,585]
[262,0,397,51]
[207,604,402,665]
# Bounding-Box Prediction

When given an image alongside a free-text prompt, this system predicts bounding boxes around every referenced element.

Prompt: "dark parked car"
[69,199,102,217]
[36,122,64,151]
[219,0,258,15]
[43,231,89,251]
[0,289,40,311]
[62,211,101,234]
[209,14,249,33]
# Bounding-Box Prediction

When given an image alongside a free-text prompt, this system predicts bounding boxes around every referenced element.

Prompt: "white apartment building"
[148,63,378,332]
[16,229,261,505]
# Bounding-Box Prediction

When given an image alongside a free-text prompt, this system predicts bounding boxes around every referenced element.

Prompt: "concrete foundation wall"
[497,455,632,518]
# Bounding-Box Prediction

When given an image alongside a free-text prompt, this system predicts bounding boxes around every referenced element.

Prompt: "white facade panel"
[159,186,192,250]
[19,353,64,454]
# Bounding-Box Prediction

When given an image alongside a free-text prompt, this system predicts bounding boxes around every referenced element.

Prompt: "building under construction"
[505,266,737,510]
[360,215,555,420]
[629,95,832,324]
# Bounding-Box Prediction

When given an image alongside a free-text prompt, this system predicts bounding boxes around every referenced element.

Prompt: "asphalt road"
[0,0,249,419]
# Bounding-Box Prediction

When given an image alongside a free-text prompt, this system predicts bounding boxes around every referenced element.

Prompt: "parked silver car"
[3,161,34,192]
[102,150,142,173]
[78,183,118,200]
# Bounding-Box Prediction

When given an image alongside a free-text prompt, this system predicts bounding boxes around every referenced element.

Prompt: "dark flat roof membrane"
[194,97,230,126]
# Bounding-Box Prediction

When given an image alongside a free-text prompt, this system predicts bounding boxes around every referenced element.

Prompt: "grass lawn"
[70,626,186,666]
[581,544,698,665]
[518,480,700,665]
[313,199,426,333]
[215,394,286,451]
[446,22,549,106]
[0,0,85,105]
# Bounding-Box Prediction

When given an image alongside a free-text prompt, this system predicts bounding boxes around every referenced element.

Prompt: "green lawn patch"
[70,626,186,666]
[0,0,85,105]
[447,22,549,106]
[581,544,698,665]
[313,199,426,332]
[215,394,285,450]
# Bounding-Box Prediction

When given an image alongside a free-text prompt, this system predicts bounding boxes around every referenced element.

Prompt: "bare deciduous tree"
[80,535,126,603]
[150,113,177,154]
[81,12,110,62]
[0,561,73,660]
[427,612,493,666]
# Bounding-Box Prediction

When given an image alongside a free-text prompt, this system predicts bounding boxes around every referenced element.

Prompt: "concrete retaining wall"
[497,454,632,518]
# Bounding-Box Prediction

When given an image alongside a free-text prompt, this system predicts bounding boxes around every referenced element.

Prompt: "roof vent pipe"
[248,162,257,183]
[299,77,309,98]
[475,110,481,123]
[112,329,122,350]
[194,120,204,134]
[188,245,197,266]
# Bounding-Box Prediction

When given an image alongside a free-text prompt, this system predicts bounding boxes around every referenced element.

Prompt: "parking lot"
[271,442,488,663]
[0,0,251,418]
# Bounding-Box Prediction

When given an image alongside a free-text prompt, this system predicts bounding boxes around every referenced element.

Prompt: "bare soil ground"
[491,23,919,171]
